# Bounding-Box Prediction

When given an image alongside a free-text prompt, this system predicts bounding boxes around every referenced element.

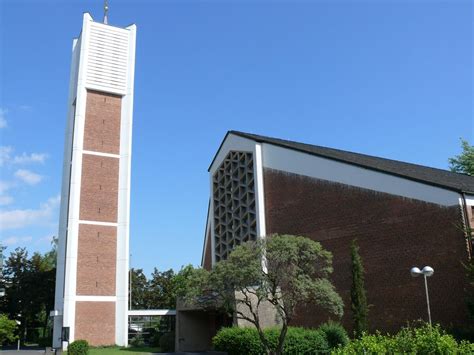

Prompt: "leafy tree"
[1,247,29,340]
[42,237,58,270]
[148,268,177,309]
[178,234,344,355]
[130,268,180,310]
[130,268,149,310]
[0,240,56,344]
[27,251,56,339]
[350,239,369,337]
[0,314,18,345]
[449,139,474,175]
[174,264,206,297]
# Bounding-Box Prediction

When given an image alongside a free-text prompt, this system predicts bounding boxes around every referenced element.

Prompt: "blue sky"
[0,0,472,275]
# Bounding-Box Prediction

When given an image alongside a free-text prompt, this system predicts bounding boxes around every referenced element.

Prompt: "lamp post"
[410,266,434,326]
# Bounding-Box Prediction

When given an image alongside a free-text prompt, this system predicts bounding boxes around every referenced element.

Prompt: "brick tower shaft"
[53,13,136,348]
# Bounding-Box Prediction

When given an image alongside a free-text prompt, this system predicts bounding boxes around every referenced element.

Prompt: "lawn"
[87,346,162,355]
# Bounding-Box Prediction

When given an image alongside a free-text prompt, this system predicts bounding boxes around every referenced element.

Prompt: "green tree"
[174,264,211,304]
[130,268,149,309]
[350,239,368,338]
[27,251,56,340]
[0,314,18,345]
[178,234,344,355]
[0,240,56,344]
[148,268,177,309]
[449,139,474,175]
[1,247,29,341]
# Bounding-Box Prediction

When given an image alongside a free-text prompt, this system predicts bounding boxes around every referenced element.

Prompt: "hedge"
[332,324,474,354]
[68,340,89,355]
[318,321,349,349]
[212,326,330,355]
[213,327,265,355]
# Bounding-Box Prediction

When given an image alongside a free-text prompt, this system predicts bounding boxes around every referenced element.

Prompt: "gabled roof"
[219,131,474,194]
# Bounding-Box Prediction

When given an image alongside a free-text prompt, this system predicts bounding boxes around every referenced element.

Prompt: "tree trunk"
[275,323,288,355]
[256,328,272,355]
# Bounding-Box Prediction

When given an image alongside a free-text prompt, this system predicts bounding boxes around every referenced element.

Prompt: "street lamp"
[410,266,434,326]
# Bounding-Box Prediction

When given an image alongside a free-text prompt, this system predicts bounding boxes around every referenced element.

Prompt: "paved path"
[0,349,226,355]
[1,351,46,355]
[0,351,225,355]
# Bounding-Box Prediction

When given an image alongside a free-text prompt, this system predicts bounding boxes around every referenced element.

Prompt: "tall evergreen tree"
[350,239,368,338]
[449,139,474,175]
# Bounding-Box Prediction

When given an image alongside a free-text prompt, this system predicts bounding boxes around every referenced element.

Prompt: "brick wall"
[76,224,117,295]
[75,302,115,346]
[84,90,121,155]
[263,168,469,332]
[75,90,121,345]
[79,154,119,222]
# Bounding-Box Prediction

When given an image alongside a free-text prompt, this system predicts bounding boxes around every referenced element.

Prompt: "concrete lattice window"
[213,151,257,261]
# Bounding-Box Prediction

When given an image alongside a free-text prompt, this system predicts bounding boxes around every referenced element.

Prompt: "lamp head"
[410,267,421,277]
[421,266,434,277]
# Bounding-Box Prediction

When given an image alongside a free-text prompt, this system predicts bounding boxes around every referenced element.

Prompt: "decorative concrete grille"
[213,151,257,261]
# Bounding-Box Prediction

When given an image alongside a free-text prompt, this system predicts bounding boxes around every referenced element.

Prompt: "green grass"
[68,346,162,355]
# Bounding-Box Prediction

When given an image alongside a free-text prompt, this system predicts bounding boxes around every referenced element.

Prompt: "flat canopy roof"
[128,310,176,316]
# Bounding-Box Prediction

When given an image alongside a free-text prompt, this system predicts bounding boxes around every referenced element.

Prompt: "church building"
[187,130,474,350]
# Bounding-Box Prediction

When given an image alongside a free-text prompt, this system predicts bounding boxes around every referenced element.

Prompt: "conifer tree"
[350,239,368,337]
[449,139,474,175]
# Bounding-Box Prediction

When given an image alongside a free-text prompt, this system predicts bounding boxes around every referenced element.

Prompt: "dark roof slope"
[226,131,474,194]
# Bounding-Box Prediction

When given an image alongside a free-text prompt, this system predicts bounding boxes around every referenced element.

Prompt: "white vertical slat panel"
[86,22,130,94]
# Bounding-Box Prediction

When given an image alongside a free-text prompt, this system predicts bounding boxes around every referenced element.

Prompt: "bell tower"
[53,12,136,348]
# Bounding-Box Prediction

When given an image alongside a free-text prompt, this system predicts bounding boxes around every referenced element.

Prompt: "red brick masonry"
[75,302,115,346]
[84,90,122,155]
[75,90,121,345]
[79,154,119,223]
[263,168,469,332]
[76,224,117,296]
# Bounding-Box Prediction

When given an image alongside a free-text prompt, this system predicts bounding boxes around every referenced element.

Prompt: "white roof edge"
[128,309,176,316]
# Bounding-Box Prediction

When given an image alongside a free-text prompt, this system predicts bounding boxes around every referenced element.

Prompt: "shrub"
[213,327,264,355]
[67,340,89,355]
[270,327,328,354]
[212,326,329,355]
[332,331,393,354]
[394,324,459,354]
[0,314,18,345]
[332,323,474,355]
[458,340,474,353]
[129,333,145,347]
[159,332,175,352]
[318,321,349,349]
